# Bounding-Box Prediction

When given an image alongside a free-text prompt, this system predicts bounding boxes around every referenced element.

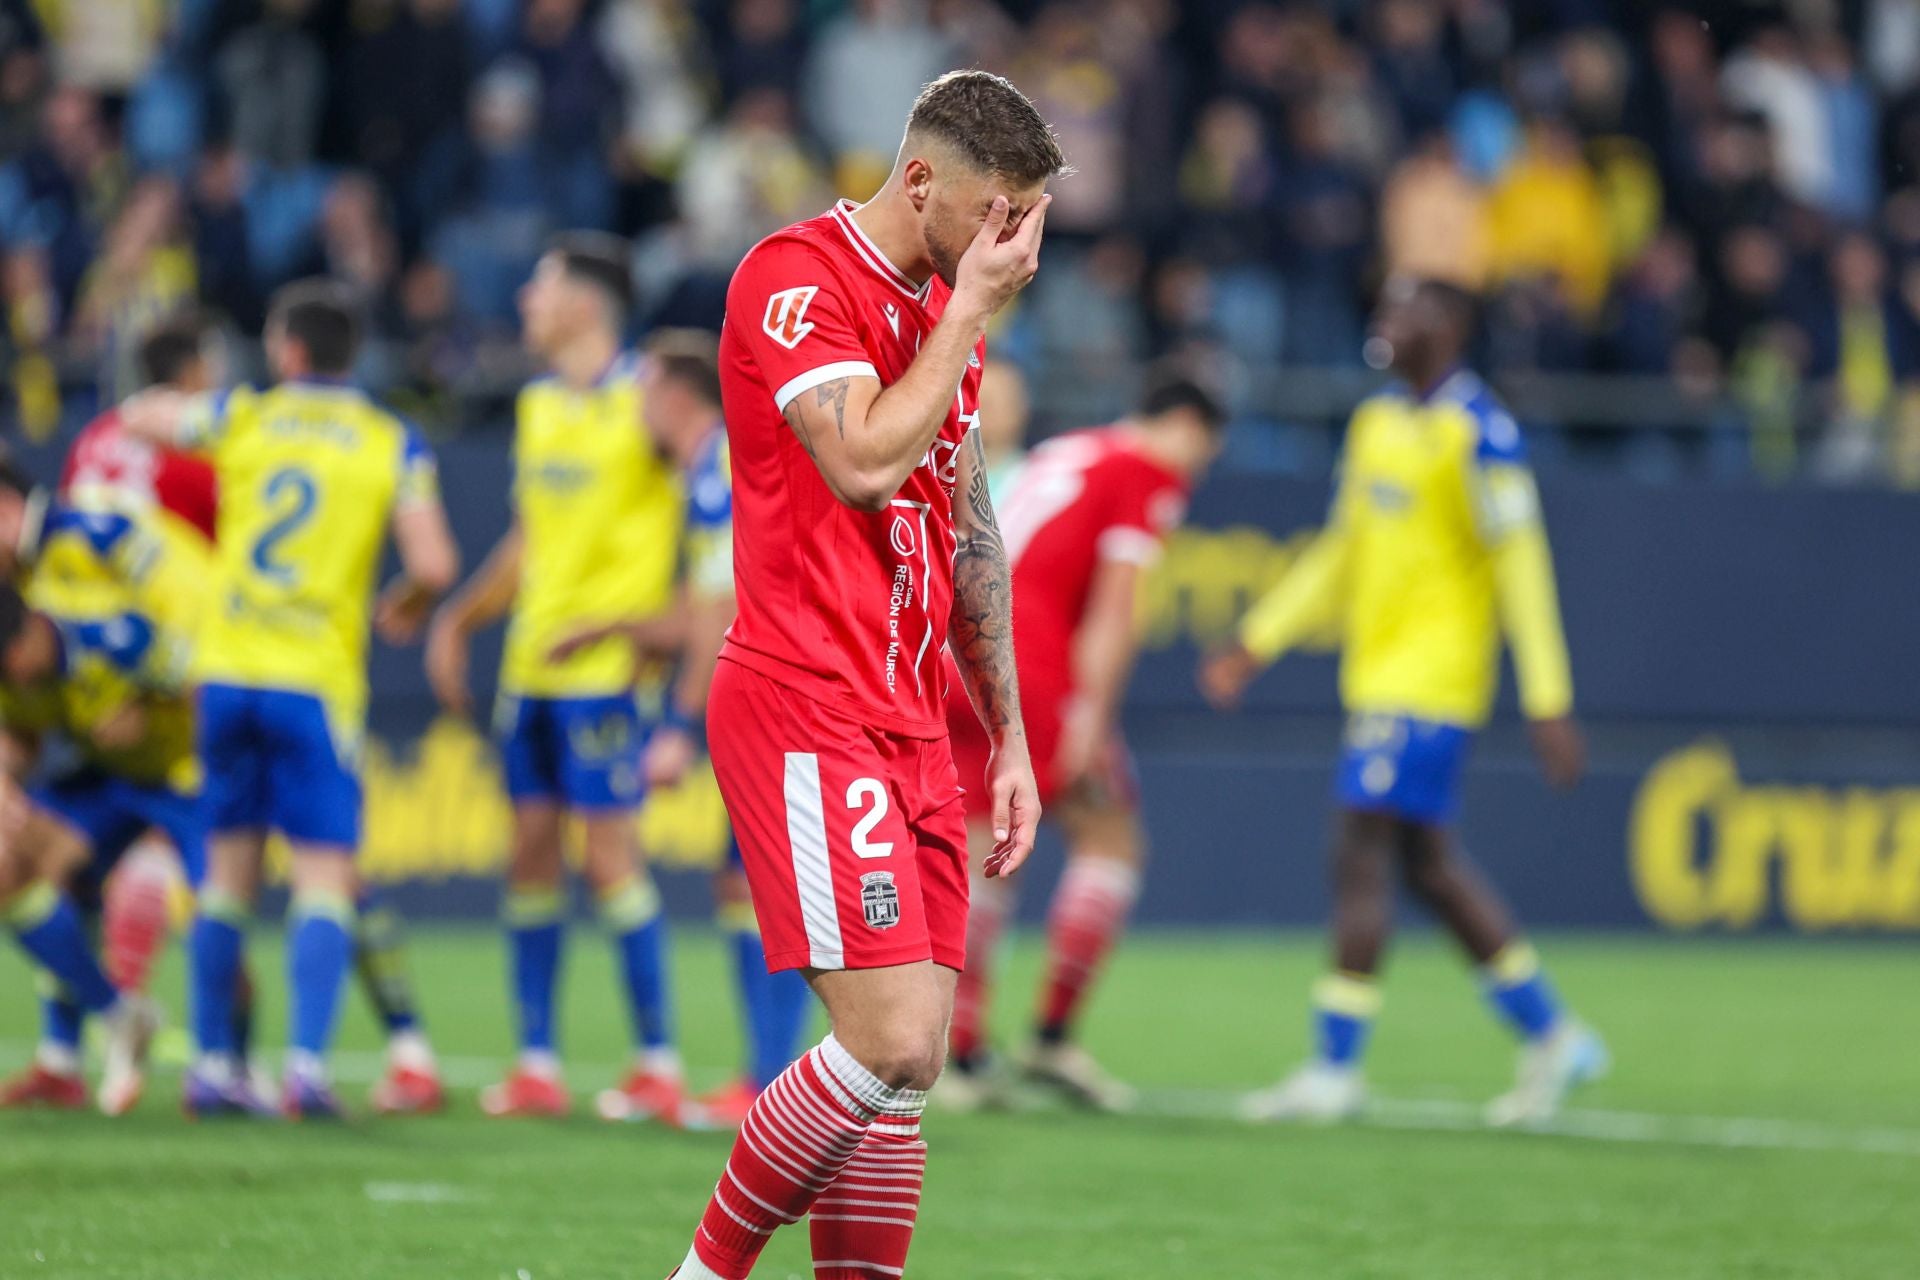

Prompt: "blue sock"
[1484,942,1563,1042]
[39,981,84,1056]
[287,893,355,1059]
[190,892,247,1059]
[726,914,811,1091]
[1312,972,1381,1069]
[601,877,671,1052]
[505,885,565,1054]
[6,884,118,1014]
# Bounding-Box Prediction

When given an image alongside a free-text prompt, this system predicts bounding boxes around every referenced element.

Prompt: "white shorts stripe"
[785,753,844,968]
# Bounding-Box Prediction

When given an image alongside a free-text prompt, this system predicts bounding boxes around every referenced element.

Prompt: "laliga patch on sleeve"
[763,286,821,350]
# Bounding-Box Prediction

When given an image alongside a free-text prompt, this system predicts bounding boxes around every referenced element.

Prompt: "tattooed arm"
[949,429,1041,876]
[777,195,1052,512]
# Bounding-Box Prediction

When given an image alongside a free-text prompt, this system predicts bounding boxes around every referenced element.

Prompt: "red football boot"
[0,1063,86,1109]
[370,1063,446,1115]
[596,1068,687,1125]
[480,1067,571,1117]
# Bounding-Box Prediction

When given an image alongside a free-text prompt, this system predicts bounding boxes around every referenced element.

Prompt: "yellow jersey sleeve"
[1238,450,1354,663]
[1467,415,1573,721]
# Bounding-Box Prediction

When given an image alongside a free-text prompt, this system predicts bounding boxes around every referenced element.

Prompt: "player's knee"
[849,1021,947,1091]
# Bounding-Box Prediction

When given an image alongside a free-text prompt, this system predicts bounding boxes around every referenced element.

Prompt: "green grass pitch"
[2,928,1915,1279]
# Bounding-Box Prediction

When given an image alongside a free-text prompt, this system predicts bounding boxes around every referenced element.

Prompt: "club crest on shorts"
[859,871,901,930]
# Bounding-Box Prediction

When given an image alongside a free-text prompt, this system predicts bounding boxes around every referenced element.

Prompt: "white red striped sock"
[684,1035,906,1279]
[948,872,1012,1063]
[1037,858,1140,1035]
[809,1089,928,1279]
[103,841,174,992]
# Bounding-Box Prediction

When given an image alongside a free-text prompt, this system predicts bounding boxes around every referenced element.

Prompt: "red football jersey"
[997,426,1190,695]
[718,201,984,738]
[61,406,220,542]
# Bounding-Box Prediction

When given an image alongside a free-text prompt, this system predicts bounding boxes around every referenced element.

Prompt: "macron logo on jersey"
[884,303,901,339]
[764,286,820,349]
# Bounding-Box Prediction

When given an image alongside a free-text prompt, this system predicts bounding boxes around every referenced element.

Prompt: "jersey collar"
[1411,367,1479,406]
[831,200,934,304]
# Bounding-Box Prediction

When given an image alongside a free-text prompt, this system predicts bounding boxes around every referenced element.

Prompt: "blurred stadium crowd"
[4,1,1920,481]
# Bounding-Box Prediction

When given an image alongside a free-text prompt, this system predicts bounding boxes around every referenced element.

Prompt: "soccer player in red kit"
[942,366,1224,1112]
[670,71,1065,1280]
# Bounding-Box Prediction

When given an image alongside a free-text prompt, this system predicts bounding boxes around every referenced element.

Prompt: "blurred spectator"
[425,61,555,327]
[1703,223,1791,365]
[675,88,830,271]
[1370,0,1454,138]
[1380,130,1487,291]
[187,143,260,332]
[1809,232,1913,480]
[0,0,45,156]
[218,0,325,169]
[597,0,710,171]
[713,0,806,107]
[516,0,621,157]
[1605,227,1702,376]
[40,0,166,93]
[1279,94,1372,364]
[1177,97,1281,264]
[0,86,128,315]
[1013,3,1125,236]
[72,175,197,388]
[803,0,953,192]
[1485,115,1612,316]
[1807,31,1877,225]
[341,0,474,240]
[1721,27,1829,210]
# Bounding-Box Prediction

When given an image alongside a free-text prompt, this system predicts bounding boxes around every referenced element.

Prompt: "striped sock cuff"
[1313,971,1383,1018]
[198,887,250,925]
[3,881,59,929]
[290,889,356,927]
[1485,941,1542,988]
[817,1033,925,1120]
[597,876,661,932]
[716,898,759,935]
[503,885,565,928]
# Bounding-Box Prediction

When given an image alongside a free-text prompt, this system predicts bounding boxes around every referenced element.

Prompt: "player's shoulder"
[729,212,849,296]
[1436,371,1525,464]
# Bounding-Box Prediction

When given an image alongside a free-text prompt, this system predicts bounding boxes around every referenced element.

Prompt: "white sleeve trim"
[1097,526,1164,566]
[773,361,879,412]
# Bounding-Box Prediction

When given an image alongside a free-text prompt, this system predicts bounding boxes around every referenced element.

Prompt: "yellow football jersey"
[181,381,439,723]
[1240,371,1572,728]
[0,606,199,792]
[19,497,212,639]
[502,358,683,697]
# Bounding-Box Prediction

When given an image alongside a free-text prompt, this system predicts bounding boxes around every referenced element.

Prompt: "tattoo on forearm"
[949,431,1023,737]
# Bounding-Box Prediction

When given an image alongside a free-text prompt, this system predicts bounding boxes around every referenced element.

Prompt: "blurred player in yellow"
[125,279,459,1117]
[425,236,687,1121]
[1202,277,1607,1126]
[0,453,204,1114]
[550,331,815,1128]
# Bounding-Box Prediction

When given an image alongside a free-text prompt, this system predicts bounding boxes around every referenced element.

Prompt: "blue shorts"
[1334,713,1473,824]
[199,684,362,848]
[497,693,647,811]
[32,772,209,886]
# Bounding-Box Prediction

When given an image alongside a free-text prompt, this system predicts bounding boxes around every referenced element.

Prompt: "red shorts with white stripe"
[709,657,970,973]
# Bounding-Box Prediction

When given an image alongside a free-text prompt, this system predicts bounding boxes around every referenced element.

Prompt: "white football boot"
[1485,1019,1611,1128]
[1240,1061,1366,1123]
[1021,1041,1138,1113]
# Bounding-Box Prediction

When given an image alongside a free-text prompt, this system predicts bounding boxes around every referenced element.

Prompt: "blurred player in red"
[668,71,1064,1280]
[942,364,1224,1111]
